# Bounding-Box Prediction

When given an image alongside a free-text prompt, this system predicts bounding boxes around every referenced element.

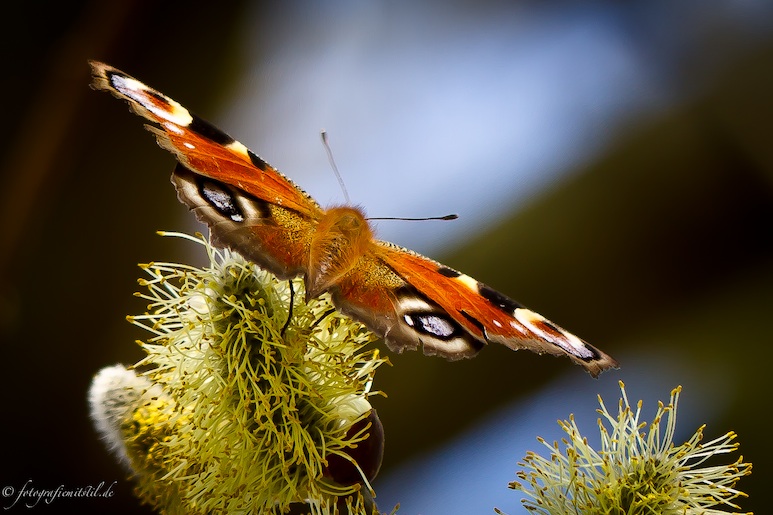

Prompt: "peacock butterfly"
[89,61,617,377]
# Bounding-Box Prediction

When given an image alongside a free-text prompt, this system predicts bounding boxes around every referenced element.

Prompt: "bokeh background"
[2,1,772,513]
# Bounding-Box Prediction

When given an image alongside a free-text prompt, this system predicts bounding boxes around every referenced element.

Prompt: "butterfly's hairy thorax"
[306,207,374,299]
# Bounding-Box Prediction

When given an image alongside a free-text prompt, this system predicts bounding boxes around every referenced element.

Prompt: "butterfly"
[89,61,617,377]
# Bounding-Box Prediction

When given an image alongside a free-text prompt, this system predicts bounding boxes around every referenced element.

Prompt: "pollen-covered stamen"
[94,232,386,513]
[513,383,753,513]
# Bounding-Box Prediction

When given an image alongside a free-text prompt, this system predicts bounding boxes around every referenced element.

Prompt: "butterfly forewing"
[90,61,322,218]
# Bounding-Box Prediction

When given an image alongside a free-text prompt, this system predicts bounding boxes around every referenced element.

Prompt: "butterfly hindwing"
[327,251,485,360]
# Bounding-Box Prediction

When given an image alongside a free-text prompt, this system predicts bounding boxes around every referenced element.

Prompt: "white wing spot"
[226,140,251,158]
[509,319,527,335]
[560,332,594,358]
[154,101,192,126]
[110,74,193,126]
[163,122,185,135]
[454,274,479,292]
[397,297,434,311]
[514,308,593,358]
[514,309,550,340]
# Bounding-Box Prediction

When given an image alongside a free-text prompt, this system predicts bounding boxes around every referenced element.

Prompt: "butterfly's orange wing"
[371,242,618,376]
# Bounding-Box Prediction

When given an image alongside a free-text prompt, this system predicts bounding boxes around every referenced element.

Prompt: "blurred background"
[1,1,772,513]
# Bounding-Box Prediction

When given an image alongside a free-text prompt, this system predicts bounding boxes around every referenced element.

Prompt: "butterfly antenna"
[368,214,459,222]
[321,131,351,204]
[321,131,457,223]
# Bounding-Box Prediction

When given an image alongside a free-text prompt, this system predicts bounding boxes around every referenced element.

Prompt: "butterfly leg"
[281,280,295,337]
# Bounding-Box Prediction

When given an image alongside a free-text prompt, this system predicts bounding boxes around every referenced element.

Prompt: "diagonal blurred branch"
[0,2,135,274]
